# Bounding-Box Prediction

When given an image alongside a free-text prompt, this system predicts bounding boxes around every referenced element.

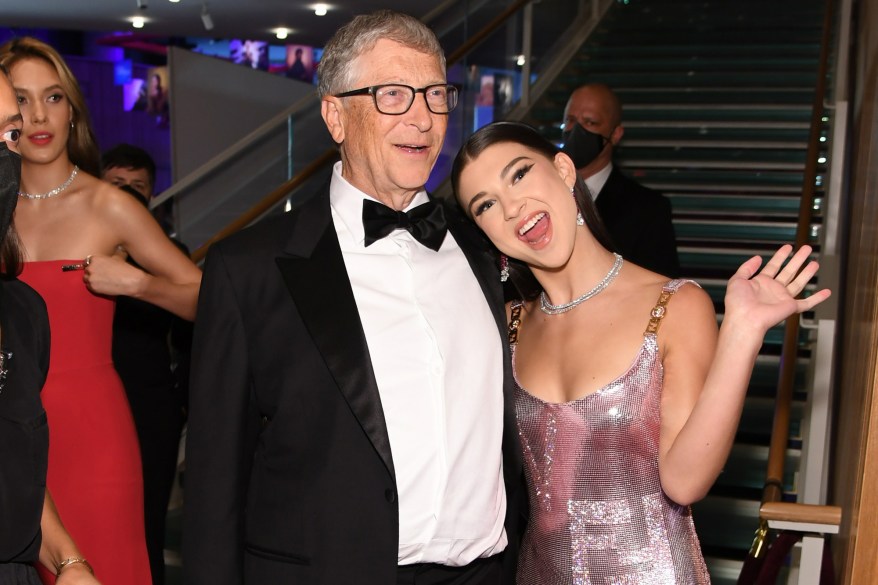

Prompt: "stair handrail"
[150,91,317,213]
[742,0,839,572]
[760,0,835,510]
[185,0,536,263]
[190,149,336,262]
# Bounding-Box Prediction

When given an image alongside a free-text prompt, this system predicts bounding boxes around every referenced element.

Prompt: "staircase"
[524,1,829,581]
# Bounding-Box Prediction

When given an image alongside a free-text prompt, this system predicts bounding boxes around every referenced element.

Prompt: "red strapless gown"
[19,260,151,585]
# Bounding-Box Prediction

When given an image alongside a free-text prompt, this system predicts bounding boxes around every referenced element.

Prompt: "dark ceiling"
[1,1,443,47]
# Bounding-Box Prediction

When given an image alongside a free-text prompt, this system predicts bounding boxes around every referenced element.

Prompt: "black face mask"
[0,142,22,244]
[561,123,611,170]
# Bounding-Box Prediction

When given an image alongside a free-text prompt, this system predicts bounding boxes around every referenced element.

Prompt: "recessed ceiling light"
[275,27,289,40]
[169,0,180,3]
[516,54,526,66]
[314,4,328,16]
[132,16,146,28]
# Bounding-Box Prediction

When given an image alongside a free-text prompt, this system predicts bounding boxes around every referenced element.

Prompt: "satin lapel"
[275,195,395,480]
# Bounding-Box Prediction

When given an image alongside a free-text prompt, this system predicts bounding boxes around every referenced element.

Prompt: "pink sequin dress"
[512,280,711,584]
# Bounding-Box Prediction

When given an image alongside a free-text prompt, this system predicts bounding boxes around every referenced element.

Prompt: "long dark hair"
[451,121,616,300]
[0,65,22,278]
[0,225,24,278]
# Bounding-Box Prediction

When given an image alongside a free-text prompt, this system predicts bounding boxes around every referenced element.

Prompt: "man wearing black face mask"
[562,83,680,277]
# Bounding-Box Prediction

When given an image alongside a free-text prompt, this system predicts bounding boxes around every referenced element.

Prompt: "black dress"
[0,278,51,584]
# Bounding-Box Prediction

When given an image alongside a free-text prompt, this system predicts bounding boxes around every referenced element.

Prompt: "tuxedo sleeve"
[183,245,257,585]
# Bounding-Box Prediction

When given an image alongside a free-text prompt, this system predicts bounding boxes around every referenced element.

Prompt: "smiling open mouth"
[519,212,546,236]
[397,144,428,152]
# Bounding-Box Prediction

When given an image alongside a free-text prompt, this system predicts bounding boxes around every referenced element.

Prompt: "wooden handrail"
[760,0,835,507]
[186,0,535,262]
[190,149,337,263]
[760,502,842,527]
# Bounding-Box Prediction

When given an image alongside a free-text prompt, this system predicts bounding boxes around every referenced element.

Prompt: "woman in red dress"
[0,37,201,585]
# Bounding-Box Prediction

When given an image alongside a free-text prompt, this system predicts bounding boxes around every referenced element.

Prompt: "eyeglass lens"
[374,85,457,114]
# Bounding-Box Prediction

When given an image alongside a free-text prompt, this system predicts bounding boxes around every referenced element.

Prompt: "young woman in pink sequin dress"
[452,122,830,584]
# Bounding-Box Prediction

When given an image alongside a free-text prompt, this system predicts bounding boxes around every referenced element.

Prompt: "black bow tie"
[362,199,448,251]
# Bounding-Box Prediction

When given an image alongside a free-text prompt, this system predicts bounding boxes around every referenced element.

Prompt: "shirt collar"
[584,162,613,201]
[329,161,430,246]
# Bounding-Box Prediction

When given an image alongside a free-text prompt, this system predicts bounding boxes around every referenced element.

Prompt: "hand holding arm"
[82,253,200,320]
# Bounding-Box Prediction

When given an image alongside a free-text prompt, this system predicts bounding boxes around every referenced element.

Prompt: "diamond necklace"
[539,253,624,315]
[18,166,79,200]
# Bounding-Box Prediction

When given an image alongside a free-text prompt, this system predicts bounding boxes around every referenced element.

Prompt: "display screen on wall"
[230,39,269,70]
[283,45,315,83]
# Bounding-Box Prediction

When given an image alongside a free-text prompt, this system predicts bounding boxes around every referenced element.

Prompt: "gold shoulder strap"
[508,302,523,345]
[645,287,676,335]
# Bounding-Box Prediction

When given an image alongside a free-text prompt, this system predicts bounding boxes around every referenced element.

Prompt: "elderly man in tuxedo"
[183,10,522,585]
[562,83,680,277]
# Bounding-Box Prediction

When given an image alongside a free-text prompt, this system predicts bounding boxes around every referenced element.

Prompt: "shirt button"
[385,489,396,503]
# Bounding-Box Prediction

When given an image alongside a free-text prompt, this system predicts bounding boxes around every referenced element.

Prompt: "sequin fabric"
[513,279,711,584]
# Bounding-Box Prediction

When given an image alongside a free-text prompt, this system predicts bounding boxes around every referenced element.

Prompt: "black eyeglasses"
[334,84,459,115]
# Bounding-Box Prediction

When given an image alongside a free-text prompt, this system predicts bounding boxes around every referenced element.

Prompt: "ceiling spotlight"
[516,54,526,66]
[313,4,328,16]
[132,16,146,28]
[169,0,180,3]
[275,28,289,40]
[201,3,214,31]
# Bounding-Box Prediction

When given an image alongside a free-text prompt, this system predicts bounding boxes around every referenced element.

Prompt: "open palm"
[724,245,831,334]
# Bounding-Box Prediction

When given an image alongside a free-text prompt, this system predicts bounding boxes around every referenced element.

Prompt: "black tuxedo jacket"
[183,188,523,585]
[596,167,681,277]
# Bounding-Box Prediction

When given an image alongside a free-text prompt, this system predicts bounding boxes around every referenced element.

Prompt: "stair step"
[668,194,806,217]
[693,496,761,551]
[563,71,820,88]
[674,219,802,244]
[623,127,811,141]
[618,147,810,164]
[644,181,811,194]
[703,557,744,585]
[621,138,808,149]
[621,159,806,171]
[573,57,820,73]
[537,89,817,109]
[677,247,819,278]
[578,44,819,59]
[632,169,808,189]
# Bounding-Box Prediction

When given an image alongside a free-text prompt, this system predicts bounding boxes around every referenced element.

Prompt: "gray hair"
[317,10,446,97]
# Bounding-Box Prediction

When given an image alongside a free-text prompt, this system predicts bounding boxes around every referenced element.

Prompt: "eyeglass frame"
[333,83,459,115]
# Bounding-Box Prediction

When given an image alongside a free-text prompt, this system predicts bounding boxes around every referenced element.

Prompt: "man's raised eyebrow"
[3,112,22,125]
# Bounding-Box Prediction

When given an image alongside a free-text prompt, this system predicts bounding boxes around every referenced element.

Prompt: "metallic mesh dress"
[512,280,711,584]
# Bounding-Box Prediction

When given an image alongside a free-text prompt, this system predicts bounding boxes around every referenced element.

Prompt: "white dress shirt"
[328,162,507,566]
[585,161,613,201]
